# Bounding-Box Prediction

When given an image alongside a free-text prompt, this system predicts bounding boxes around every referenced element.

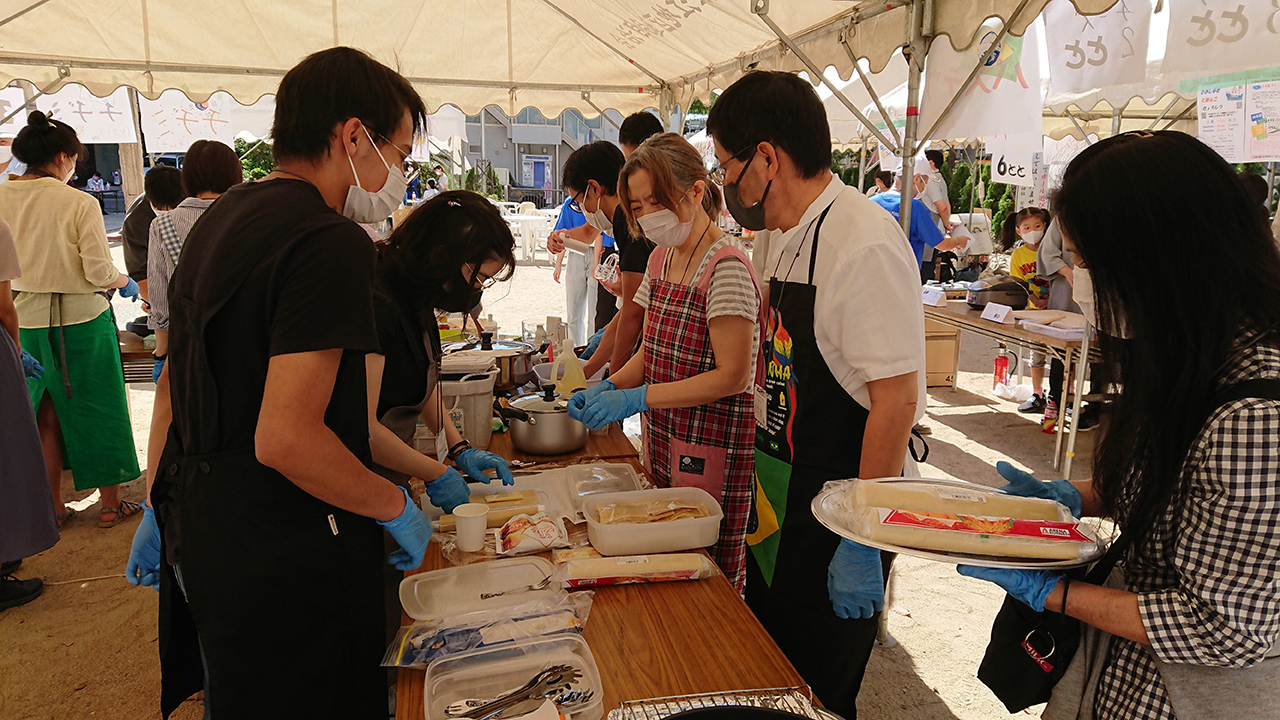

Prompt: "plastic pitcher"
[551,340,588,394]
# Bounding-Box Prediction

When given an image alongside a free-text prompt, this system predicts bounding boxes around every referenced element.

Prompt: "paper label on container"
[616,556,650,565]
[981,303,1013,324]
[935,487,987,504]
[753,385,767,428]
[922,287,947,307]
[876,509,1091,543]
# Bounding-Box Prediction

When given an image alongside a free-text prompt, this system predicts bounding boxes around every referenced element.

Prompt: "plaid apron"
[641,243,759,592]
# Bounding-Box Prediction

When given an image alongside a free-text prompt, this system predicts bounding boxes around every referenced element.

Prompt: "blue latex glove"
[20,349,43,380]
[996,461,1083,518]
[424,467,470,513]
[152,356,166,385]
[567,379,615,421]
[827,539,885,620]
[378,486,434,570]
[125,506,161,591]
[958,565,1063,613]
[580,328,606,360]
[576,385,647,430]
[455,448,515,486]
[118,276,141,301]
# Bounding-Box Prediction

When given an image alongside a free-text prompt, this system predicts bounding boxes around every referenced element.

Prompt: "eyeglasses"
[375,131,422,183]
[466,263,499,290]
[709,144,758,185]
[569,191,584,215]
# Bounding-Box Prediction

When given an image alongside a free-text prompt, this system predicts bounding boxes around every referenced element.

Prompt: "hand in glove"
[827,539,885,619]
[424,467,471,513]
[378,486,433,571]
[957,565,1063,613]
[996,461,1083,518]
[580,328,605,360]
[119,276,141,301]
[455,448,515,486]
[567,379,615,420]
[125,506,162,591]
[575,385,647,430]
[152,356,166,385]
[20,349,43,380]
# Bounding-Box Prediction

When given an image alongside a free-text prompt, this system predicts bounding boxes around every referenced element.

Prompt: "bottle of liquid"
[552,339,588,394]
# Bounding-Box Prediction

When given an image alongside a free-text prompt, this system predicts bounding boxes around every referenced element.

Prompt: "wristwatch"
[447,440,471,462]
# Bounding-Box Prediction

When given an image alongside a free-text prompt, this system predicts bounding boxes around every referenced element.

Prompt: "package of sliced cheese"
[851,478,1068,522]
[854,506,1093,561]
[561,553,717,588]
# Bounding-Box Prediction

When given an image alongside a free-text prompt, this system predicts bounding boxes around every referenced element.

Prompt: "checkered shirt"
[1093,334,1280,719]
[147,198,215,332]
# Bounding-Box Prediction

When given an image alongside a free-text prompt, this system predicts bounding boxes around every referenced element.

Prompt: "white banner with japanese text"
[1044,0,1151,93]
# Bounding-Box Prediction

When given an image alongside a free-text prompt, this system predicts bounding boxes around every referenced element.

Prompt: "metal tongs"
[458,664,582,720]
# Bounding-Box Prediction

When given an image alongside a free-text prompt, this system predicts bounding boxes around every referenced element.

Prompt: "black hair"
[144,166,186,210]
[91,171,102,177]
[997,206,1050,252]
[12,111,83,169]
[705,71,831,179]
[925,149,945,171]
[874,170,893,188]
[182,140,243,197]
[1054,131,1280,563]
[618,112,663,148]
[376,190,516,318]
[561,141,624,197]
[271,47,427,163]
[427,178,437,189]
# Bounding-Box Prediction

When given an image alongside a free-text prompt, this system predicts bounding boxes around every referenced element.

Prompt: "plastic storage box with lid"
[399,557,561,622]
[425,634,604,720]
[580,487,724,556]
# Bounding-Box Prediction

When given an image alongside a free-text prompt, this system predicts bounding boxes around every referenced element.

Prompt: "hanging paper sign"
[1163,0,1280,76]
[36,85,137,145]
[988,133,1042,187]
[1246,80,1280,162]
[139,90,235,153]
[1044,0,1151,93]
[920,20,1043,141]
[1197,85,1247,163]
[0,86,25,134]
[1015,153,1049,211]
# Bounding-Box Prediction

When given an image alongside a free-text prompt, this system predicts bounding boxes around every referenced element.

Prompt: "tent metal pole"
[1064,109,1093,144]
[0,68,67,125]
[0,0,54,28]
[237,139,266,160]
[1267,162,1277,216]
[857,137,866,191]
[1160,102,1195,130]
[899,0,926,235]
[840,32,903,148]
[751,0,900,153]
[1146,96,1181,130]
[580,93,620,130]
[968,143,981,215]
[918,0,1035,144]
[1110,100,1127,137]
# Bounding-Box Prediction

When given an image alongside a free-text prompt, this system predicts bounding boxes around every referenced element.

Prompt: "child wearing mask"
[1001,207,1052,414]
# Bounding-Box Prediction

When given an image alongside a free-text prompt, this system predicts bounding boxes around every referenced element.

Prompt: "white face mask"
[1020,229,1044,244]
[342,126,407,224]
[0,146,11,165]
[581,185,613,234]
[637,207,693,248]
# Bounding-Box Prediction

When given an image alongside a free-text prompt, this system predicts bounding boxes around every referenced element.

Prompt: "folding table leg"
[1063,331,1091,480]
[1052,347,1070,471]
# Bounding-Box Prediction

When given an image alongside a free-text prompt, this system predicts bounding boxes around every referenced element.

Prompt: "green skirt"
[22,310,141,491]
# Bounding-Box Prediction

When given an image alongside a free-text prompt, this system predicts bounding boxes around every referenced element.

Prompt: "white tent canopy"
[0,0,1116,119]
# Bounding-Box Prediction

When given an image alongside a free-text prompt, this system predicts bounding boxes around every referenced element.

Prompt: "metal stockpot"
[443,330,535,392]
[497,385,588,456]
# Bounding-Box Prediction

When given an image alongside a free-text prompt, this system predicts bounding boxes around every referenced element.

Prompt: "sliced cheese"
[474,490,538,507]
[562,553,713,586]
[853,479,1066,522]
[435,504,541,531]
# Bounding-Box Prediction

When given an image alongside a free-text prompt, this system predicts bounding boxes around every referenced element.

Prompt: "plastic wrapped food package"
[561,553,718,588]
[496,513,571,556]
[595,499,709,525]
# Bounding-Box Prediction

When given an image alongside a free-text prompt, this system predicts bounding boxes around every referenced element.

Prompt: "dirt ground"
[0,243,1093,720]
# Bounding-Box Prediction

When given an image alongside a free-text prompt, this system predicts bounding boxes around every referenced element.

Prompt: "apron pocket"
[668,438,728,503]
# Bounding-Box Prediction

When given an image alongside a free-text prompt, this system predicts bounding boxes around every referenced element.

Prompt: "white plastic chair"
[516,201,537,216]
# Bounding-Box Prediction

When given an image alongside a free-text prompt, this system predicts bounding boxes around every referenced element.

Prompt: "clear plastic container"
[399,557,560,622]
[580,487,724,556]
[424,634,603,720]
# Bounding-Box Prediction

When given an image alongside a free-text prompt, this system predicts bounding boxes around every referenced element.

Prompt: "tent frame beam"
[751,0,899,153]
[898,0,928,234]
[841,30,903,148]
[0,65,68,125]
[580,93,621,129]
[537,0,666,88]
[1063,109,1094,144]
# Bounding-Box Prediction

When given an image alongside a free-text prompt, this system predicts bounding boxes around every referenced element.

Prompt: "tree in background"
[234,138,274,181]
[688,93,718,115]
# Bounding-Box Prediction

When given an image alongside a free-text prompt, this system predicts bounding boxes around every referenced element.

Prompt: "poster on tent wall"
[987,133,1042,187]
[36,86,136,145]
[1164,0,1280,75]
[1198,85,1247,162]
[1044,0,1151,93]
[1015,153,1049,211]
[1246,80,1280,162]
[919,20,1042,141]
[139,91,235,153]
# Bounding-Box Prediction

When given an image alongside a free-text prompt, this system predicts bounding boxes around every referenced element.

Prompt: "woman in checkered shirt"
[961,131,1280,719]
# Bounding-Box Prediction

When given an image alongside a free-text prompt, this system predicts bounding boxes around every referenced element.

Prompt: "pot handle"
[493,399,530,424]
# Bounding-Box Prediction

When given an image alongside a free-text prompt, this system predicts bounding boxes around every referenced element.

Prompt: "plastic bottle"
[552,339,588,394]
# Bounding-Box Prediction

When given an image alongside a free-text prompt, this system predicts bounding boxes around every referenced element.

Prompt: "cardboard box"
[925,320,959,388]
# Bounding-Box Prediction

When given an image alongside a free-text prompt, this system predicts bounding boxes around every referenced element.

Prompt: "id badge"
[435,427,449,460]
[753,384,767,428]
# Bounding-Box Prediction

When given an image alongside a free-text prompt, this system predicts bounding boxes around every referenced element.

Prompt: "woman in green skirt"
[0,112,142,529]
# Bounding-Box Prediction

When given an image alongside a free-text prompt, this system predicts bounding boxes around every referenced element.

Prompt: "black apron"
[372,294,440,488]
[152,238,386,720]
[745,204,894,719]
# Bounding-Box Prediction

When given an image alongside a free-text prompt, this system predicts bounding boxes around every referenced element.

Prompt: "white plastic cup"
[453,503,490,553]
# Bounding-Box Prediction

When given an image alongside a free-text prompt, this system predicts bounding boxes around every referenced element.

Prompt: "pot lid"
[443,330,532,358]
[510,386,572,413]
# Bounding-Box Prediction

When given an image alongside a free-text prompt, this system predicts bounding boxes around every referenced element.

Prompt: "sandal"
[55,507,77,530]
[98,500,143,529]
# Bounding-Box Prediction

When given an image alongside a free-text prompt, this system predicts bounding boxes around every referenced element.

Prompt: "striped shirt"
[147,197,216,331]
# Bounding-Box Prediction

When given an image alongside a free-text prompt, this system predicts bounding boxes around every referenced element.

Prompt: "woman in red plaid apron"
[570,133,760,591]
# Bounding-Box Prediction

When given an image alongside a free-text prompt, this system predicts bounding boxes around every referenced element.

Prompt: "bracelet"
[1060,577,1071,616]
[447,440,471,461]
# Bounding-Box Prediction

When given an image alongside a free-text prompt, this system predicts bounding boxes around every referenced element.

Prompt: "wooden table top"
[395,454,809,719]
[484,423,641,467]
[118,330,153,361]
[925,300,1086,351]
